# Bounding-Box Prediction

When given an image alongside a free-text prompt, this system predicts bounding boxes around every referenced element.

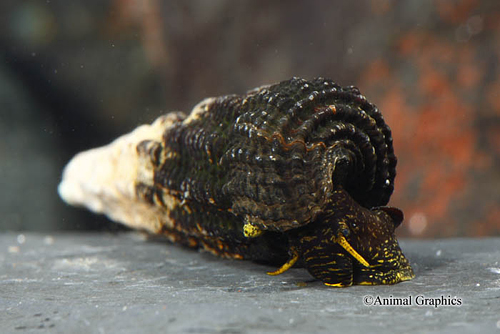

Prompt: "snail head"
[294,188,414,287]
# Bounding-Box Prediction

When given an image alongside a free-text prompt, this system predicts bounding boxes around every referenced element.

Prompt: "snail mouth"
[336,235,370,267]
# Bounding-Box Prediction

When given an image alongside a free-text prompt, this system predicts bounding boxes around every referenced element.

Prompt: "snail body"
[59,77,414,287]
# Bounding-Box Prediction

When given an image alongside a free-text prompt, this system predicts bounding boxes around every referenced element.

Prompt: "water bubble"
[17,234,26,244]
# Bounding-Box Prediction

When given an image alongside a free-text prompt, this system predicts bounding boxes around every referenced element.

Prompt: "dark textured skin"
[135,77,414,286]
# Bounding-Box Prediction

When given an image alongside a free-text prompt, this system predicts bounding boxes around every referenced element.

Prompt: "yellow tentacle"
[337,235,370,267]
[267,247,299,276]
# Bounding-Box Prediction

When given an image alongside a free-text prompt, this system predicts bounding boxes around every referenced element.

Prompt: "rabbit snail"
[59,77,414,287]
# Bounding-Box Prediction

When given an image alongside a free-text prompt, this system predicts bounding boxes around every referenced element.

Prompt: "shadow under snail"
[59,77,415,287]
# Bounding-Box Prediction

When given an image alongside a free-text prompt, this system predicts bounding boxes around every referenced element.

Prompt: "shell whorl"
[151,77,396,232]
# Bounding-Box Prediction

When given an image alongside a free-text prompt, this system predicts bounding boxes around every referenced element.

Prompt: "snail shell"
[59,77,414,286]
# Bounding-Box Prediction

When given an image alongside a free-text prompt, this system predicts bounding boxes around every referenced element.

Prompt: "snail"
[59,77,414,287]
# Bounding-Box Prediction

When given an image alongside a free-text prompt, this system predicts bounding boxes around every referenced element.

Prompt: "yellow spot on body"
[358,281,377,286]
[243,223,263,238]
[324,282,351,288]
[301,236,318,243]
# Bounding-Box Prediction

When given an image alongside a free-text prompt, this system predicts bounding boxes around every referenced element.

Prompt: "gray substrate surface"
[1,232,499,333]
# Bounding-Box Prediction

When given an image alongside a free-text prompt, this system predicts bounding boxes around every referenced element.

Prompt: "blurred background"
[1,0,499,237]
